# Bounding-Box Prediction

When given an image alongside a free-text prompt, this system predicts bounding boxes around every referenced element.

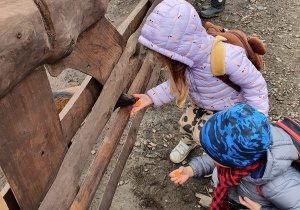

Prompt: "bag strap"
[275,118,300,157]
[211,36,241,92]
[216,75,241,92]
[256,185,269,201]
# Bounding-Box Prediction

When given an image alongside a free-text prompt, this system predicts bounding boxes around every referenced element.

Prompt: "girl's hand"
[239,196,261,210]
[169,166,194,185]
[129,94,153,118]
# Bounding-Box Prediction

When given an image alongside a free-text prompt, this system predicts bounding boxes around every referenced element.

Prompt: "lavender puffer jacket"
[138,0,269,116]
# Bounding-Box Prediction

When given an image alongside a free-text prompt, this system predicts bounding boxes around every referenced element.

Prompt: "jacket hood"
[244,125,299,185]
[138,0,213,67]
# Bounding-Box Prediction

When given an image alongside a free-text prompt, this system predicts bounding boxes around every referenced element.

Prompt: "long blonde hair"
[148,49,189,107]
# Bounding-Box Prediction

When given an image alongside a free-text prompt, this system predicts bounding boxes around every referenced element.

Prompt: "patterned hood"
[138,0,213,67]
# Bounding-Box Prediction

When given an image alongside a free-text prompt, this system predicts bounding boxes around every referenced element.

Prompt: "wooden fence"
[0,0,162,209]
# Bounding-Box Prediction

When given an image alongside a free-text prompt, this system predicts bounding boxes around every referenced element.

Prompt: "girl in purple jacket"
[130,0,269,163]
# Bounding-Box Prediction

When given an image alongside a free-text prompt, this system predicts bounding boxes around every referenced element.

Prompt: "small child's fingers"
[170,177,178,182]
[132,94,142,99]
[130,107,139,118]
[238,196,251,209]
[178,179,186,185]
[178,166,185,173]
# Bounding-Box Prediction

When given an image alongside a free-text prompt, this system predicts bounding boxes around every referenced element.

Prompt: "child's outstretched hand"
[129,94,153,118]
[169,166,194,185]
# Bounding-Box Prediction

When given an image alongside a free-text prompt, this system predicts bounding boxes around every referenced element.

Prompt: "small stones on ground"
[118,181,124,186]
[91,150,96,155]
[134,141,141,147]
[195,193,212,209]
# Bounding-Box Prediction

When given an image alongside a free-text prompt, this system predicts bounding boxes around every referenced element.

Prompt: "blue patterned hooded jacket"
[139,0,269,115]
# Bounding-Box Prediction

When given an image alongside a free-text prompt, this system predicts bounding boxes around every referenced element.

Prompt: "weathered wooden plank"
[46,17,125,84]
[45,0,154,152]
[59,76,102,144]
[53,0,154,148]
[39,24,144,210]
[98,61,161,210]
[0,68,66,210]
[70,54,155,210]
[118,0,150,41]
[0,0,110,99]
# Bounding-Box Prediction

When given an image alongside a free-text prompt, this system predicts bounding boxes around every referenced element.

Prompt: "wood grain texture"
[98,61,161,210]
[0,0,109,99]
[70,54,155,210]
[38,27,143,210]
[0,0,46,98]
[0,68,66,210]
[117,0,150,40]
[46,17,125,84]
[59,76,102,144]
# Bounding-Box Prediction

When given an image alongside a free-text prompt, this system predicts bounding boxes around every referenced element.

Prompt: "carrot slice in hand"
[174,171,181,178]
[135,100,142,107]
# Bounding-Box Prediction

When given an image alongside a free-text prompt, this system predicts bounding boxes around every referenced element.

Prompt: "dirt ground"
[97,0,299,210]
[1,0,299,209]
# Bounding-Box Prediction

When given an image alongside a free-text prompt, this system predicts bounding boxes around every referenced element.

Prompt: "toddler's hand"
[239,196,261,210]
[129,94,153,118]
[169,166,193,185]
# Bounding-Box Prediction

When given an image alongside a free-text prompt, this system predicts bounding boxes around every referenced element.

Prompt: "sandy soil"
[99,0,300,209]
[0,0,299,210]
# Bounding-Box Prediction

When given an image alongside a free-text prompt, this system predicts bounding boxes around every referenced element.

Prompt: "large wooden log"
[98,62,161,210]
[0,0,110,98]
[0,67,66,210]
[69,54,155,210]
[38,25,144,210]
[45,17,125,84]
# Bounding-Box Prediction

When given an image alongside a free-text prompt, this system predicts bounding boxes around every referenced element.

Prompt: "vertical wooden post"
[0,67,66,210]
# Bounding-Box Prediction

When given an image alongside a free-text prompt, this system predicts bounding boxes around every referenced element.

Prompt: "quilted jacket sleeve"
[224,45,269,116]
[146,80,176,107]
[260,168,300,209]
[188,154,216,178]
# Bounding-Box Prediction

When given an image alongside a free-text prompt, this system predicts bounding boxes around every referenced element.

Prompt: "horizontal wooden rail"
[98,61,161,210]
[70,53,155,209]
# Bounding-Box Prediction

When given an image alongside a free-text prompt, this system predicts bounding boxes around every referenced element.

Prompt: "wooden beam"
[51,0,154,150]
[38,24,143,210]
[98,61,161,210]
[59,76,102,144]
[118,0,150,41]
[0,67,66,210]
[69,53,155,210]
[45,17,125,84]
[0,0,110,98]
